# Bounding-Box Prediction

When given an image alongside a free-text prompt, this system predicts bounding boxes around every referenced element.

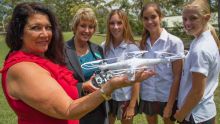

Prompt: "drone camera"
[92,71,114,88]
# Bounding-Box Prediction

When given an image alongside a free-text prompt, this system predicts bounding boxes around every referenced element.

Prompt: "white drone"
[81,51,185,87]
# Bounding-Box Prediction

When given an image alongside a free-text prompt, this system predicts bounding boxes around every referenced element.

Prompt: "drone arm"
[99,61,129,70]
[132,58,168,67]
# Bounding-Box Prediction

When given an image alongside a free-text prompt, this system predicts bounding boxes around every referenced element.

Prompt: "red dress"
[0,51,79,124]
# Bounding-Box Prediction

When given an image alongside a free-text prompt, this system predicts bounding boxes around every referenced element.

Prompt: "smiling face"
[109,13,124,41]
[74,19,96,44]
[142,6,162,34]
[182,7,209,37]
[21,13,52,56]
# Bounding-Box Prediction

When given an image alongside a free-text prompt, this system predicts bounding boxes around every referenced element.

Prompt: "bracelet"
[100,88,111,101]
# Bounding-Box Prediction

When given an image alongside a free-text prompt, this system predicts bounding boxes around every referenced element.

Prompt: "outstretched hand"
[131,69,156,83]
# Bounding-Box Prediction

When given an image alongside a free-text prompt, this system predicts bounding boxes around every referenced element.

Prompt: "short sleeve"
[170,36,184,55]
[190,50,210,77]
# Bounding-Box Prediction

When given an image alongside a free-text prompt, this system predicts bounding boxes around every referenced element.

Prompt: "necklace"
[75,42,89,56]
[76,48,89,56]
[74,37,90,56]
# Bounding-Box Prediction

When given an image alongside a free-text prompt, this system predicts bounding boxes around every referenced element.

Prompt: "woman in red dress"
[0,2,155,124]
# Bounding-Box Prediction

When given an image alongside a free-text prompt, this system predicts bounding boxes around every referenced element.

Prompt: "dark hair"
[139,2,163,50]
[5,2,65,65]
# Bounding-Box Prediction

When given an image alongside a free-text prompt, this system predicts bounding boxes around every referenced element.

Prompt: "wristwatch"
[100,88,111,101]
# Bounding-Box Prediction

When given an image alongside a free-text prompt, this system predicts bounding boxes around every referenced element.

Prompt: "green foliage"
[129,15,143,36]
[165,22,193,49]
[209,0,219,12]
[218,0,220,34]
[43,0,77,31]
[96,6,108,34]
[0,0,218,34]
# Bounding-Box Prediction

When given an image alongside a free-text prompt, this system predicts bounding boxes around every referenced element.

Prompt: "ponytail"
[207,23,220,49]
[139,30,149,50]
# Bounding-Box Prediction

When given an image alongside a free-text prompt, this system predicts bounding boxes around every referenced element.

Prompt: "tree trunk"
[218,0,220,35]
[2,20,5,32]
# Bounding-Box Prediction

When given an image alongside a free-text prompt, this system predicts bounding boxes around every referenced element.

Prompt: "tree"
[2,0,218,35]
[218,0,220,35]
[95,5,109,34]
[43,0,107,31]
[0,0,13,32]
[43,0,78,31]
[0,0,44,32]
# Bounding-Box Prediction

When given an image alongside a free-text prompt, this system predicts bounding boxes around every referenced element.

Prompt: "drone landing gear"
[92,71,113,88]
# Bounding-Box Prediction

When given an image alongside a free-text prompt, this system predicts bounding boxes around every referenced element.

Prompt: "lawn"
[0,33,219,124]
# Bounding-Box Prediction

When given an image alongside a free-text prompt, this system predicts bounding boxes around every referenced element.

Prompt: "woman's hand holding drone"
[99,69,156,97]
[92,69,156,88]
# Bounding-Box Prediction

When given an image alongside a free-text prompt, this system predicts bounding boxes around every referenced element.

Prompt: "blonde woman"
[175,0,220,123]
[64,8,106,124]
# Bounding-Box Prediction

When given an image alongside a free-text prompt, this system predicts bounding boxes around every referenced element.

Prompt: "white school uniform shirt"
[140,29,184,102]
[103,41,140,101]
[177,30,220,123]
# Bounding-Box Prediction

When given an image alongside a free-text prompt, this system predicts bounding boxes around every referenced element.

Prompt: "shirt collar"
[110,40,127,51]
[160,28,169,42]
[190,30,211,50]
[146,28,168,46]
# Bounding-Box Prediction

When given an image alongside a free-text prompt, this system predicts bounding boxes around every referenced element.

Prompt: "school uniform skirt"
[138,99,177,121]
[109,99,138,120]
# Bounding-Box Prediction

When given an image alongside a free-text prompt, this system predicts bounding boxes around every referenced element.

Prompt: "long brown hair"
[105,9,135,53]
[139,2,163,50]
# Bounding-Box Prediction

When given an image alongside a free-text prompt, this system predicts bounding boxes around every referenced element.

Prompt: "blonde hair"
[71,8,97,34]
[184,0,220,49]
[139,2,163,50]
[104,9,135,53]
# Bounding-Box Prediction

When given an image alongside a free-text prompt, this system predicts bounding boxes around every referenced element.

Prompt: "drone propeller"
[125,50,149,58]
[81,56,120,70]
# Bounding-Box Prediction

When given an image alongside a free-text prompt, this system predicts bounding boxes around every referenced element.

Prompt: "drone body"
[98,57,170,71]
[81,51,185,87]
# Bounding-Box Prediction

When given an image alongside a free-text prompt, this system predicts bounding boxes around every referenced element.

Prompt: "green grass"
[0,35,16,123]
[0,33,220,124]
